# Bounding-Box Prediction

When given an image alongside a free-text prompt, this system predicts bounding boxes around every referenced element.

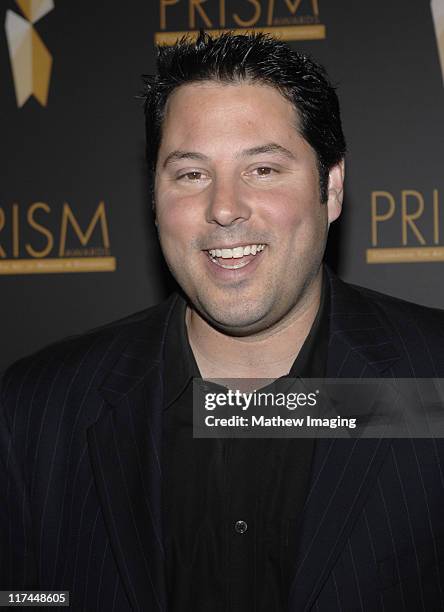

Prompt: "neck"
[186,268,323,379]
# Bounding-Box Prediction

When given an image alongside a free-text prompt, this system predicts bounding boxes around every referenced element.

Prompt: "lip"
[202,246,266,282]
[203,242,267,251]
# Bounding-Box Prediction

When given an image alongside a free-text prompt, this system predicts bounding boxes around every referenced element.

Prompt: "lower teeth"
[220,261,250,269]
[209,255,251,269]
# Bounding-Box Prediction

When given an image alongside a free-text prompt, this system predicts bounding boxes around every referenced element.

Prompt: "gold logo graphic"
[367,4,443,264]
[5,0,53,107]
[0,201,117,275]
[366,189,443,264]
[432,0,444,84]
[156,0,325,44]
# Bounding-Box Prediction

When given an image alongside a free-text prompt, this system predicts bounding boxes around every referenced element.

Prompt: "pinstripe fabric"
[288,274,444,611]
[0,300,177,611]
[1,270,444,611]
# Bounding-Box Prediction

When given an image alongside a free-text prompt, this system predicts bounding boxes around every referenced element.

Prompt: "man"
[1,32,444,611]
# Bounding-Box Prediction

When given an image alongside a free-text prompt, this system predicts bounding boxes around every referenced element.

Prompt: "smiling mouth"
[205,243,266,269]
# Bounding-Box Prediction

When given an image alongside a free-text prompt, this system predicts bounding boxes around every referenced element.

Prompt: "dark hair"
[141,31,346,202]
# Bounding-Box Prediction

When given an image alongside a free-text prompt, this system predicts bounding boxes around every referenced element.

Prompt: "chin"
[197,300,272,336]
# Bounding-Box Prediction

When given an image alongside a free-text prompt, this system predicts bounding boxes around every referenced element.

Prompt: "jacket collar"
[98,293,179,407]
[325,265,400,377]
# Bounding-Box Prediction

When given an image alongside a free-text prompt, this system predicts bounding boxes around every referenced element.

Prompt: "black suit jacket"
[1,268,444,611]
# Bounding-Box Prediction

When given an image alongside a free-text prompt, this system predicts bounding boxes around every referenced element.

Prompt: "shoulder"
[341,279,444,375]
[328,266,444,333]
[326,266,444,375]
[0,294,178,426]
[348,281,444,334]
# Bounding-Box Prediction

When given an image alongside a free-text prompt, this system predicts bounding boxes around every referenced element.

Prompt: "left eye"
[179,171,204,181]
[253,167,276,176]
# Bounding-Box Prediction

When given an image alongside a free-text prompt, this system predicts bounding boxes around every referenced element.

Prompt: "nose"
[206,176,251,227]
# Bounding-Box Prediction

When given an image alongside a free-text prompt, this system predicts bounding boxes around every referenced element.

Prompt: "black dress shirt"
[162,274,329,611]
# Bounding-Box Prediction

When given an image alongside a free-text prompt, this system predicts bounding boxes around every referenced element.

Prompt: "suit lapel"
[288,269,400,611]
[87,295,178,612]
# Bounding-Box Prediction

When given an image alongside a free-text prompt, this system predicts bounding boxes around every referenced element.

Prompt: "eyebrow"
[240,143,296,160]
[163,150,209,168]
[162,142,295,168]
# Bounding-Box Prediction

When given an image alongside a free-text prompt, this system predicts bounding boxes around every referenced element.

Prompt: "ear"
[326,159,345,225]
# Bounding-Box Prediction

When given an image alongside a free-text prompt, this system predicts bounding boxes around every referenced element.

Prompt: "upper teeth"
[208,244,266,258]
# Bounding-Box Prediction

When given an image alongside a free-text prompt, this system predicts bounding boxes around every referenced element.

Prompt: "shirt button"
[234,520,248,534]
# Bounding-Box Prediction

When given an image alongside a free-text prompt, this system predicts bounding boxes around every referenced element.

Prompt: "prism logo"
[5,0,54,107]
[431,0,444,84]
[156,0,325,45]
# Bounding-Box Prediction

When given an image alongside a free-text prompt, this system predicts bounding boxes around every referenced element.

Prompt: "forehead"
[160,81,305,158]
[164,81,297,127]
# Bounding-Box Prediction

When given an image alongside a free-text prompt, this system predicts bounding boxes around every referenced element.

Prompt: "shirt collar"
[164,295,199,408]
[287,268,329,379]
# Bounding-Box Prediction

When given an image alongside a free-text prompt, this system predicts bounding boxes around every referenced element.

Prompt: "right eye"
[177,171,205,181]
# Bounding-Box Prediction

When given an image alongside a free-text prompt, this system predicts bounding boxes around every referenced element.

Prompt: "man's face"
[154,81,343,335]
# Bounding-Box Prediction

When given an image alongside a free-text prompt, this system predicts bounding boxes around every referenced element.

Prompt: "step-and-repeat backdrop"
[1,0,443,370]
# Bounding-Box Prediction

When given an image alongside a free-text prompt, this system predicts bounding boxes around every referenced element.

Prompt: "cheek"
[260,188,326,247]
[259,187,309,232]
[157,197,198,243]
